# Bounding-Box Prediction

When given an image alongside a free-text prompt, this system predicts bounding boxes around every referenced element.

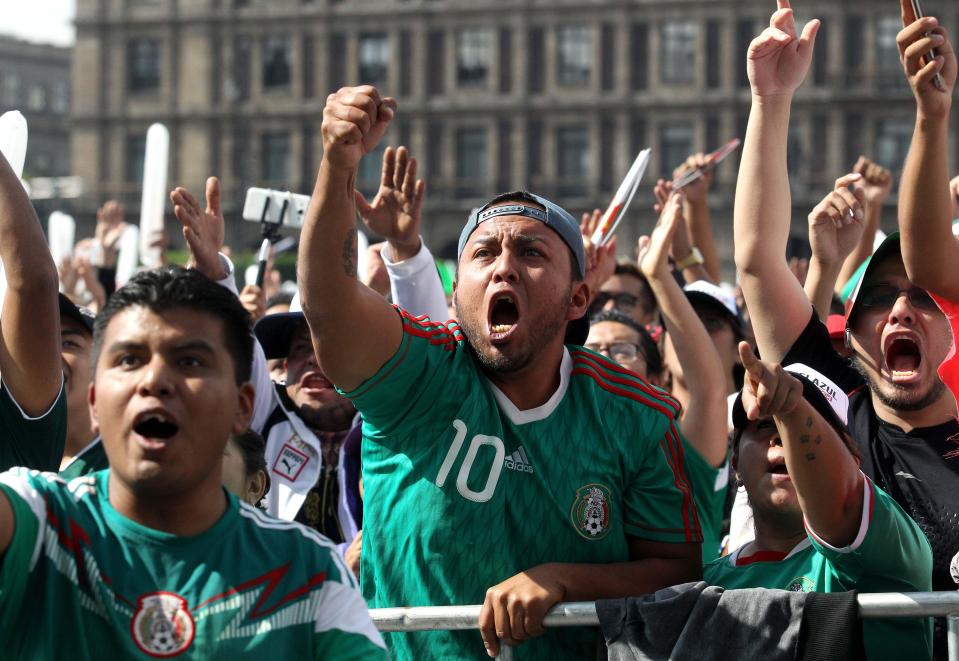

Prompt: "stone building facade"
[72,0,959,271]
[0,36,71,179]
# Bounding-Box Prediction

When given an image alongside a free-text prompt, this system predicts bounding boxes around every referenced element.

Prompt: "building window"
[875,118,914,179]
[631,24,649,90]
[359,33,390,87]
[261,132,291,183]
[457,28,491,87]
[528,27,545,93]
[844,16,864,86]
[557,126,589,197]
[660,122,694,175]
[456,127,487,198]
[126,135,146,183]
[230,36,251,101]
[127,40,161,93]
[263,36,291,89]
[876,16,903,87]
[557,26,592,86]
[661,21,698,85]
[2,74,20,106]
[52,80,69,114]
[27,84,46,111]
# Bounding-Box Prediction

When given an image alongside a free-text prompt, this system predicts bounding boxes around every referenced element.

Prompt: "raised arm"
[804,173,866,319]
[896,0,959,298]
[734,0,820,363]
[640,194,728,467]
[0,151,61,415]
[298,87,402,391]
[835,158,892,294]
[356,146,449,322]
[674,153,722,283]
[739,344,863,546]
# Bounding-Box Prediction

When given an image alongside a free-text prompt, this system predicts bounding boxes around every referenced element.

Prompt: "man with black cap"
[733,0,959,613]
[706,343,932,658]
[299,85,701,660]
[0,150,66,473]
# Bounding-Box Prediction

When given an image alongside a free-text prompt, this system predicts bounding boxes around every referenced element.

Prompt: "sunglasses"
[592,292,640,310]
[585,342,643,364]
[857,285,939,312]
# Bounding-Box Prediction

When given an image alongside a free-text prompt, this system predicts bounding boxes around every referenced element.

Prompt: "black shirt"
[782,311,959,593]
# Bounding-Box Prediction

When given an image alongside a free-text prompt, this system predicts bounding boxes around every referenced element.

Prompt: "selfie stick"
[255,195,288,288]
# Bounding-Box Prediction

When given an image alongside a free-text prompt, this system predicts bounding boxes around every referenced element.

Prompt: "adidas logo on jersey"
[504,447,534,474]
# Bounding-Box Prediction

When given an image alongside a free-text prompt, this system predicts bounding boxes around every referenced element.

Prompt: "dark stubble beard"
[293,397,357,432]
[456,290,572,375]
[852,355,947,413]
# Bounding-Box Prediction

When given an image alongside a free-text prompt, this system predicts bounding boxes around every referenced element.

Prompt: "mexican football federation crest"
[131,592,195,657]
[571,483,612,540]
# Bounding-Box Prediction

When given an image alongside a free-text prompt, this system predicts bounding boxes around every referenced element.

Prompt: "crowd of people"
[0,0,958,658]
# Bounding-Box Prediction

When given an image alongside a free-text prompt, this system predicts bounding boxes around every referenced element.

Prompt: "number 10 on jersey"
[435,420,506,503]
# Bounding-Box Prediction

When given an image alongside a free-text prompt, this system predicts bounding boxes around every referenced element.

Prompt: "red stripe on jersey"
[667,425,702,539]
[572,367,674,419]
[735,549,789,566]
[572,367,700,542]
[571,351,682,415]
[571,356,680,418]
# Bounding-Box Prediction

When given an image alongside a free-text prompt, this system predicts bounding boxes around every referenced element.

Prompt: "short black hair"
[232,429,269,479]
[93,266,254,385]
[612,262,657,315]
[589,308,663,376]
[266,292,294,310]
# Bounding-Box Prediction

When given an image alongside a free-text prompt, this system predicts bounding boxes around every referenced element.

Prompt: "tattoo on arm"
[805,452,816,461]
[342,228,358,277]
[799,434,810,444]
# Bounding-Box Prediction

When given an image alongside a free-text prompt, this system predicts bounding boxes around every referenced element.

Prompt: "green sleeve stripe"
[341,329,413,401]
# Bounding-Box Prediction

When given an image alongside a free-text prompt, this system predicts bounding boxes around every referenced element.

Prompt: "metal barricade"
[371,592,959,661]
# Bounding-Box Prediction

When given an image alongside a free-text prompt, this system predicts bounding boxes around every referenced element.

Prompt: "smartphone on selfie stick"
[910,0,947,91]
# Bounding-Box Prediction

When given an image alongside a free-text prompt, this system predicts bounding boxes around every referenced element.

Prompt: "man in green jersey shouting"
[298,85,703,660]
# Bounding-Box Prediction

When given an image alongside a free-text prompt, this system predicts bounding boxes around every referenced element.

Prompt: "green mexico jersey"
[59,437,108,480]
[0,379,66,472]
[681,444,729,564]
[0,468,387,660]
[704,475,932,660]
[343,309,702,660]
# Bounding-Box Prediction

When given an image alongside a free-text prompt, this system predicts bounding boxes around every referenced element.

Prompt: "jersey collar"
[486,348,572,426]
[728,538,812,567]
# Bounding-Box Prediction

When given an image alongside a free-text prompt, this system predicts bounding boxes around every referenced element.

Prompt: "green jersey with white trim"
[0,380,66,472]
[343,309,702,660]
[681,444,729,563]
[0,468,387,660]
[704,475,932,660]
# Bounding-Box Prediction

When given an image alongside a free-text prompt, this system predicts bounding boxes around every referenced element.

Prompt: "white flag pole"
[48,211,76,273]
[139,123,169,269]
[0,111,29,312]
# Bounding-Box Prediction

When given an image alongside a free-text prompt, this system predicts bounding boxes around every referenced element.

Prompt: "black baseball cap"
[58,294,95,334]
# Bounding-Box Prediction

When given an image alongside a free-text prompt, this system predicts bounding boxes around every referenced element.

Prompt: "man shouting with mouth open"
[298,85,703,660]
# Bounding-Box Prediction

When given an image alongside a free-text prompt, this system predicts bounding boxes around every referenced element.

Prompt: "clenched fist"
[322,86,397,171]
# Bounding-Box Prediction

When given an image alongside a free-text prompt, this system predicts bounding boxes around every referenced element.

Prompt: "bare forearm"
[685,199,721,283]
[299,161,365,328]
[805,257,840,321]
[548,556,701,602]
[774,400,863,547]
[298,160,402,390]
[734,96,792,276]
[0,154,56,289]
[648,275,728,467]
[899,115,959,296]
[837,203,882,295]
[0,151,61,414]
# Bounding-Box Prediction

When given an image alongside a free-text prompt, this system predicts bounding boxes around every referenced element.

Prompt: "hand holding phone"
[909,0,947,92]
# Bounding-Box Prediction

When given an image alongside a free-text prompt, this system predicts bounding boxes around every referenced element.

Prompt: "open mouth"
[884,337,922,381]
[769,464,789,475]
[301,372,333,391]
[488,294,520,341]
[133,412,179,440]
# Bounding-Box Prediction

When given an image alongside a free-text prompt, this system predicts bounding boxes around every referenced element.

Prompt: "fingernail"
[855,208,864,221]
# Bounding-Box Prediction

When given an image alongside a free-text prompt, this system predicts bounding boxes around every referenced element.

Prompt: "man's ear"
[567,281,591,321]
[233,383,255,435]
[87,382,100,435]
[451,279,458,313]
[248,470,268,505]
